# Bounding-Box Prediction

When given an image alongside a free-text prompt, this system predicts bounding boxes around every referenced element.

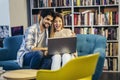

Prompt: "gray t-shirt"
[37,29,48,47]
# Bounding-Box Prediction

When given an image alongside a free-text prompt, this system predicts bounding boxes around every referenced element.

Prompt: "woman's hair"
[50,12,64,38]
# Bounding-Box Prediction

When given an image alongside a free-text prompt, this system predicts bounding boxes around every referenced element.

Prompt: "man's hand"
[32,47,48,51]
[32,47,48,56]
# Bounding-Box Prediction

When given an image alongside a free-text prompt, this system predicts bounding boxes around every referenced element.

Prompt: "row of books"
[98,11,118,25]
[106,42,118,56]
[32,10,118,26]
[74,0,119,6]
[74,10,118,26]
[104,57,118,71]
[74,27,117,40]
[74,12,95,25]
[32,0,119,8]
[32,14,39,25]
[64,14,72,25]
[32,0,72,8]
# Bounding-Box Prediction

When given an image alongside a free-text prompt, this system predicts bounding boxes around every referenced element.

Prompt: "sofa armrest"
[92,48,106,80]
[0,48,10,61]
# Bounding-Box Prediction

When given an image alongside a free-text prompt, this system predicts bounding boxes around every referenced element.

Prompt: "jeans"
[23,51,52,69]
[40,56,52,69]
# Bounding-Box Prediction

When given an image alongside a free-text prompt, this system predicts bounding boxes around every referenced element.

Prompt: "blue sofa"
[0,34,106,80]
[76,34,106,80]
[0,35,23,70]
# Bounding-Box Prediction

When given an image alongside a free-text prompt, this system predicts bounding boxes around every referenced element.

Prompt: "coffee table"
[2,69,38,80]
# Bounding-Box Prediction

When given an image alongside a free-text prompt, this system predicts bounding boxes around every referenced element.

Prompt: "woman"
[50,12,77,70]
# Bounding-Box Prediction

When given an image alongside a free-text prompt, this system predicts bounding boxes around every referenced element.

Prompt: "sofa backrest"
[3,35,23,60]
[76,34,106,56]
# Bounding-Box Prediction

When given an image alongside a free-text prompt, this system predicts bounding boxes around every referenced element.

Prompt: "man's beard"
[43,23,50,29]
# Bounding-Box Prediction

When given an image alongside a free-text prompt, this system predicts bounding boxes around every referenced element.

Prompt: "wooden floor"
[99,72,120,80]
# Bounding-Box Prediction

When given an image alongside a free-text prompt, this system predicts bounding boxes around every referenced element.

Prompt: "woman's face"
[53,17,63,31]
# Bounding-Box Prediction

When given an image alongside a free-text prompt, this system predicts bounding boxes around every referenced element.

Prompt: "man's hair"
[40,9,55,18]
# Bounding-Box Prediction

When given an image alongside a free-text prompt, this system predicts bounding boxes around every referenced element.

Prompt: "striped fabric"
[17,23,48,67]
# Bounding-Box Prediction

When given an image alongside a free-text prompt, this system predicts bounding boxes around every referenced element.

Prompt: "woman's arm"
[73,51,78,57]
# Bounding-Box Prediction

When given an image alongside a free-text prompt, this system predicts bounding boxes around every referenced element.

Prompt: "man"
[17,9,55,69]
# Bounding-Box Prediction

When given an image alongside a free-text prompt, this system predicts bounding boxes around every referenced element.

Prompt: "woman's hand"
[73,52,78,57]
[71,31,76,37]
[44,50,48,56]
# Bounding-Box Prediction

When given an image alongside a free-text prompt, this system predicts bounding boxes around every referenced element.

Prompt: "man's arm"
[32,47,48,56]
[32,47,48,51]
[24,26,37,50]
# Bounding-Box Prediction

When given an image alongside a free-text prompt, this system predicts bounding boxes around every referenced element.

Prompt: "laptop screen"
[48,37,76,55]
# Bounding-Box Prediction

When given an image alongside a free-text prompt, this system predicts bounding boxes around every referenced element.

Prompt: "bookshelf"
[30,0,120,72]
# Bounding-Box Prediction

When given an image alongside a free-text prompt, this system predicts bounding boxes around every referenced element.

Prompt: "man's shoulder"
[25,24,39,32]
[27,24,39,30]
[29,24,38,28]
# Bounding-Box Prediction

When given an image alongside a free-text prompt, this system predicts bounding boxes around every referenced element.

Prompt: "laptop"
[48,37,76,55]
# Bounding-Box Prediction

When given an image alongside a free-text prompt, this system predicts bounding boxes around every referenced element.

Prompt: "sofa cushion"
[0,60,21,70]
